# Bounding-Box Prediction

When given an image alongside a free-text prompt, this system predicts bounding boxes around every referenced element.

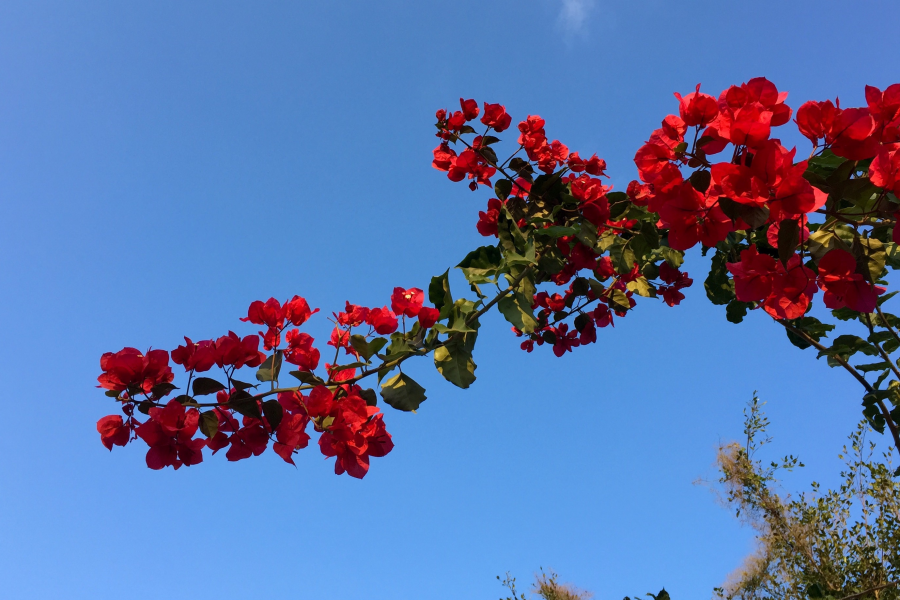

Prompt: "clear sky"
[1,1,899,598]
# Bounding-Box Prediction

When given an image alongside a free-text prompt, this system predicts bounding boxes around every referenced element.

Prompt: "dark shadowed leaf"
[380,373,427,411]
[192,377,226,396]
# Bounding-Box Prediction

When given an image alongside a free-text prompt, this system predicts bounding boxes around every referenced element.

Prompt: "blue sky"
[1,1,899,598]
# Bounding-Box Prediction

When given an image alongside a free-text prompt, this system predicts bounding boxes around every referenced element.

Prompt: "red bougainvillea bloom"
[481,102,511,132]
[870,147,900,196]
[391,287,424,318]
[658,182,732,250]
[336,302,369,328]
[657,262,694,307]
[585,155,607,177]
[675,84,719,127]
[366,307,398,335]
[283,295,318,326]
[551,324,580,357]
[272,409,310,465]
[772,161,828,216]
[171,337,217,373]
[136,400,206,470]
[417,307,440,329]
[432,143,457,171]
[711,162,768,206]
[727,246,779,302]
[284,329,320,371]
[828,107,879,160]
[866,84,900,144]
[460,98,479,121]
[817,248,885,313]
[305,386,393,479]
[795,99,837,143]
[98,348,174,394]
[763,255,817,320]
[477,198,502,237]
[215,332,265,369]
[97,415,130,450]
[240,298,285,329]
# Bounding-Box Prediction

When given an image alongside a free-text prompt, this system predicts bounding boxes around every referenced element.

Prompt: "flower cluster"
[95,286,442,477]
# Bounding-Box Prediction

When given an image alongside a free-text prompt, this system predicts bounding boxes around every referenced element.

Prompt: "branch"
[779,321,900,454]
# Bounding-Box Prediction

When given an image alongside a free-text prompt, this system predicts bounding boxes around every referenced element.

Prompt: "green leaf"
[434,340,477,389]
[818,334,880,365]
[429,270,453,313]
[705,252,735,305]
[350,335,388,361]
[262,399,284,430]
[726,300,750,324]
[380,373,427,412]
[689,169,711,193]
[609,238,636,273]
[255,351,283,382]
[359,388,378,407]
[626,277,656,298]
[607,288,631,312]
[536,226,577,239]
[457,245,503,284]
[853,237,886,281]
[718,197,769,229]
[575,221,598,249]
[855,361,890,373]
[193,377,226,396]
[289,370,324,385]
[498,291,539,333]
[198,411,218,439]
[777,219,800,265]
[230,379,257,391]
[228,390,261,418]
[807,229,837,260]
[151,382,178,399]
[657,246,684,268]
[494,179,512,200]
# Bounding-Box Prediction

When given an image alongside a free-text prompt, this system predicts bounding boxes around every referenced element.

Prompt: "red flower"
[171,337,217,373]
[866,84,900,144]
[460,98,479,121]
[477,198,502,237]
[366,307,398,335]
[215,332,265,369]
[634,142,674,182]
[870,147,900,196]
[273,411,310,465]
[432,143,457,171]
[417,307,440,329]
[763,255,817,320]
[585,154,607,177]
[551,324,580,357]
[240,298,285,329]
[98,348,174,394]
[828,107,879,160]
[795,100,836,143]
[136,400,205,470]
[97,415,130,450]
[710,162,768,206]
[675,83,719,127]
[391,287,424,318]
[817,248,884,313]
[283,295,318,326]
[481,102,511,132]
[284,329,320,371]
[658,182,732,250]
[336,302,370,328]
[727,246,778,302]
